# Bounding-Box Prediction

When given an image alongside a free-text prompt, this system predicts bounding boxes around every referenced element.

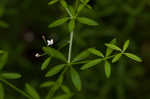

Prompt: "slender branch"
[45,2,75,99]
[64,5,74,63]
[68,31,74,63]
[0,79,32,99]
[66,8,72,18]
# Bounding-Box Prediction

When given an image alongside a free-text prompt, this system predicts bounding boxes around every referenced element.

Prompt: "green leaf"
[81,59,102,70]
[88,48,104,57]
[41,57,51,70]
[106,38,117,56]
[124,53,142,62]
[43,47,67,62]
[61,85,71,94]
[77,4,84,14]
[25,83,40,99]
[40,81,55,88]
[72,50,90,62]
[60,0,68,9]
[45,64,65,77]
[0,50,4,54]
[52,94,72,99]
[112,53,122,63]
[77,0,90,13]
[48,17,69,28]
[70,67,82,91]
[68,20,75,32]
[0,20,9,28]
[68,6,75,16]
[105,43,122,51]
[1,73,22,79]
[48,0,59,5]
[80,0,89,3]
[123,40,130,52]
[77,17,98,26]
[0,52,8,70]
[0,83,4,99]
[104,61,111,78]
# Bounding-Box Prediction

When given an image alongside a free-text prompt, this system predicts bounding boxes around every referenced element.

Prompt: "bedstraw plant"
[0,0,142,99]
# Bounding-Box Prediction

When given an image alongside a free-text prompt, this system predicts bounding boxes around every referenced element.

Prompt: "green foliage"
[104,61,111,78]
[25,83,40,99]
[43,47,67,62]
[1,73,22,79]
[77,17,98,26]
[0,0,144,99]
[48,17,69,28]
[124,53,142,62]
[45,64,65,77]
[88,48,104,57]
[41,57,52,70]
[0,83,4,99]
[70,67,82,91]
[81,59,102,70]
[0,51,8,70]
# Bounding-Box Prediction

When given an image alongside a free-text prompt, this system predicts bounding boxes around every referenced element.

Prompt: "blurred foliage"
[0,0,150,99]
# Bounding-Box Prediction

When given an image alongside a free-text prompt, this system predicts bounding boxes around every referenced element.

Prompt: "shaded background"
[0,0,150,99]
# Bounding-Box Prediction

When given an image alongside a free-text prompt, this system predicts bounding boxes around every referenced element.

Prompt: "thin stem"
[68,31,74,63]
[0,79,32,99]
[66,8,72,18]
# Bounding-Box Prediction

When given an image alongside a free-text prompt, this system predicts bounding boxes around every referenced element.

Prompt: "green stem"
[66,8,72,18]
[103,55,116,60]
[0,79,32,99]
[65,6,74,63]
[68,31,74,63]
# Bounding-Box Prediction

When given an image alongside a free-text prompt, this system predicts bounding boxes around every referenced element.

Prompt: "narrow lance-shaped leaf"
[81,59,102,70]
[68,6,75,16]
[68,20,75,32]
[45,64,65,77]
[124,53,142,62]
[88,48,104,57]
[112,53,122,63]
[61,85,71,94]
[52,94,72,99]
[77,4,84,14]
[0,50,4,54]
[105,43,122,51]
[80,0,89,3]
[25,84,40,99]
[77,0,90,13]
[48,0,59,5]
[1,73,22,79]
[41,57,51,70]
[123,40,130,52]
[77,17,98,26]
[48,17,69,28]
[40,81,55,88]
[0,83,4,99]
[72,50,90,62]
[104,61,111,78]
[0,52,8,70]
[106,38,117,56]
[43,47,67,62]
[60,0,68,9]
[70,67,82,91]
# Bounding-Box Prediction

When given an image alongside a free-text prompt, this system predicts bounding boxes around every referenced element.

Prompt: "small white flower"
[35,53,41,58]
[47,39,54,46]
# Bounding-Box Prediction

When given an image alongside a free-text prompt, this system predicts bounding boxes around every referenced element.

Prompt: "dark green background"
[0,0,150,99]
